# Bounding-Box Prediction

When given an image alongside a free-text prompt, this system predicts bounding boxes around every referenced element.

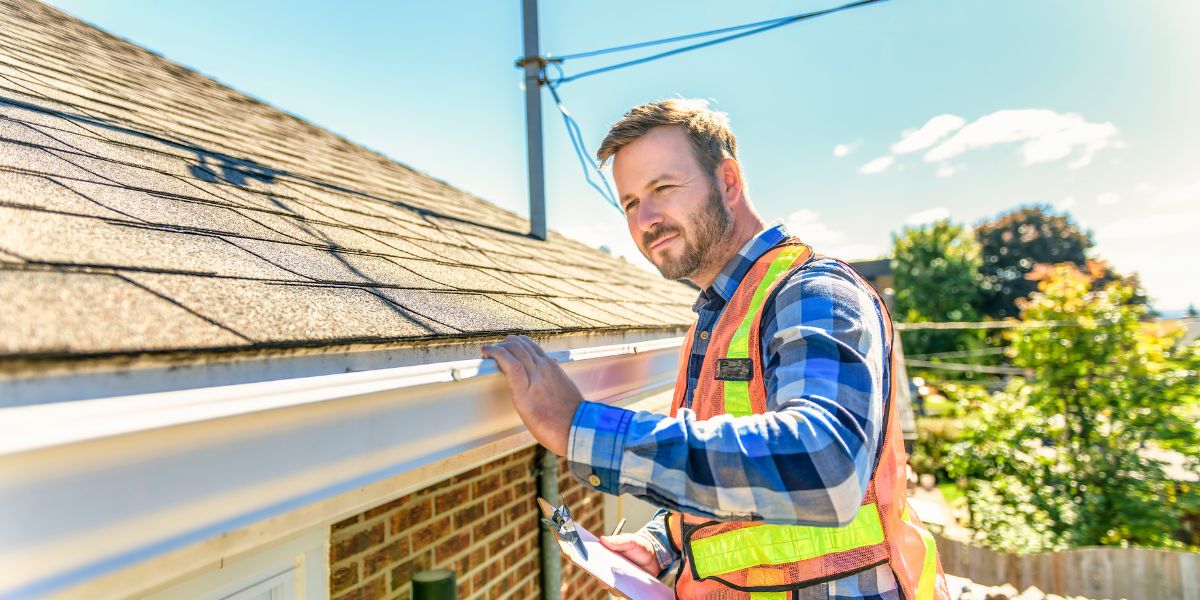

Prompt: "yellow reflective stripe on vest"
[902,504,938,600]
[690,503,885,579]
[749,593,787,600]
[723,245,810,417]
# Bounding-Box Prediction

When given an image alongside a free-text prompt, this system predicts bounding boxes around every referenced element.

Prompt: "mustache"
[643,225,682,249]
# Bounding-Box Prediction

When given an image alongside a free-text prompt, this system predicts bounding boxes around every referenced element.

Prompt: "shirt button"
[699,330,710,340]
[587,474,601,487]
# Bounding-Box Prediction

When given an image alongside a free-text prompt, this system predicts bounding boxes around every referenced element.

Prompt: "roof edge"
[0,325,688,406]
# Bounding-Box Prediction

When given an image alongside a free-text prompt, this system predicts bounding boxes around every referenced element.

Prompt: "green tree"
[975,206,1092,319]
[891,219,986,358]
[948,265,1200,550]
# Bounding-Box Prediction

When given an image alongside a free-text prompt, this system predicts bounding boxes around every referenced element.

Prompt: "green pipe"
[412,569,455,600]
[535,446,562,600]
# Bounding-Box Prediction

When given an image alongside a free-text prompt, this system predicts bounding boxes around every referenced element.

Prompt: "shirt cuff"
[636,526,677,576]
[566,400,633,495]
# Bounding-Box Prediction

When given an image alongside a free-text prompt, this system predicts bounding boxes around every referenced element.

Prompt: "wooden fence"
[934,534,1200,599]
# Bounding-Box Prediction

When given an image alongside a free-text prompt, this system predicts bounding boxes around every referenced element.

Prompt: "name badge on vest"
[715,358,753,381]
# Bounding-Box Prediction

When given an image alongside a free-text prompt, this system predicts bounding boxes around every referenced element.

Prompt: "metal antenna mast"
[517,0,547,241]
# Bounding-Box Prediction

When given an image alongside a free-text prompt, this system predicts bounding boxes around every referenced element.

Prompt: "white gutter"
[0,336,684,600]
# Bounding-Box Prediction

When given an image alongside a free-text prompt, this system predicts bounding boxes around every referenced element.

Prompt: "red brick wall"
[329,446,611,600]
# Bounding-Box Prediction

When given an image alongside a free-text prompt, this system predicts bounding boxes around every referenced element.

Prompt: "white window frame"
[144,529,328,600]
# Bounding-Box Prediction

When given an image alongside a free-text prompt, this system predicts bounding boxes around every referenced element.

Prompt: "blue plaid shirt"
[566,222,900,599]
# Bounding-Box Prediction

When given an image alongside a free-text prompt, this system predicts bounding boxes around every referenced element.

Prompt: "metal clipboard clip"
[539,496,588,560]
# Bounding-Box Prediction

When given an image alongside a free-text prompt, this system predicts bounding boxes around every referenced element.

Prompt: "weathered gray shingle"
[0,0,695,364]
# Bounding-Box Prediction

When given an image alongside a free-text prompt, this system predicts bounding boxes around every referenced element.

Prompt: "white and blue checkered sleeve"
[566,259,888,526]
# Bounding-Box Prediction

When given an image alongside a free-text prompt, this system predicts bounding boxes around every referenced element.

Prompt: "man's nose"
[636,199,663,233]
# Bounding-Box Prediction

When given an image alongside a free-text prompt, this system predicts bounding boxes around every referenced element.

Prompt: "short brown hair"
[596,99,738,178]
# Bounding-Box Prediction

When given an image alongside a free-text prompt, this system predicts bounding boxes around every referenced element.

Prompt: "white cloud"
[891,114,966,154]
[1095,191,1120,205]
[935,164,958,178]
[1054,196,1077,211]
[923,109,1119,170]
[904,207,951,226]
[1091,197,1200,310]
[1133,182,1158,195]
[783,208,884,260]
[1156,178,1200,206]
[858,156,894,175]
[833,140,861,158]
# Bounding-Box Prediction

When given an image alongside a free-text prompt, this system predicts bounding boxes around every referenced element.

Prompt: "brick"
[472,514,502,542]
[362,537,411,577]
[363,495,408,520]
[455,546,486,575]
[389,559,413,591]
[472,560,503,592]
[452,501,484,529]
[410,517,450,552]
[330,563,358,594]
[456,578,472,599]
[331,515,360,532]
[516,480,535,497]
[487,529,516,557]
[390,499,431,535]
[502,464,526,484]
[414,549,435,572]
[485,488,513,512]
[502,546,523,571]
[330,523,384,563]
[450,465,483,485]
[487,581,505,600]
[471,473,503,498]
[434,484,470,514]
[435,531,471,562]
[503,502,528,526]
[334,574,384,600]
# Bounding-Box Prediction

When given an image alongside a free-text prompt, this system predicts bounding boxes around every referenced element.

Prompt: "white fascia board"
[0,336,683,600]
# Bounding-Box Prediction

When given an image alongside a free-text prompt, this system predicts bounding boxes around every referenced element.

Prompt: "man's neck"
[687,216,766,289]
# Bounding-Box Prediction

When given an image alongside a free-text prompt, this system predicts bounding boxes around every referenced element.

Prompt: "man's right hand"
[599,534,663,577]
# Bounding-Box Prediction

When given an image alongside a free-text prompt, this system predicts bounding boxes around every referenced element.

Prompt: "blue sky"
[45,0,1200,311]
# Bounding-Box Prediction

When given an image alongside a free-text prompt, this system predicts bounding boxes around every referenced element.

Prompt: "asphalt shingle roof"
[0,0,696,363]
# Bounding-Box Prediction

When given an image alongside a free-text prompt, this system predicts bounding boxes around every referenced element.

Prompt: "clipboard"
[538,498,673,600]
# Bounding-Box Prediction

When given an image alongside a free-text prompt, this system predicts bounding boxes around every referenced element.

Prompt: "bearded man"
[483,99,947,600]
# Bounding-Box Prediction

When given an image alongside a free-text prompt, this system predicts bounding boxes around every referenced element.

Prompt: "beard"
[642,181,732,281]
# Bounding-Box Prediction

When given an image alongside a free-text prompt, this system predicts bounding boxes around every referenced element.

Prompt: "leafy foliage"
[891,220,986,357]
[974,206,1092,319]
[945,265,1200,550]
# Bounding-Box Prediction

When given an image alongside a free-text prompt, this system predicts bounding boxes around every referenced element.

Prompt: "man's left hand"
[481,335,582,456]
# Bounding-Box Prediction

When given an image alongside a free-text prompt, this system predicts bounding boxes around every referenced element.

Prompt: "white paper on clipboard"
[554,520,673,600]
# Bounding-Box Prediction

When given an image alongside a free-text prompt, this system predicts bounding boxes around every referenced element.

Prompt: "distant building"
[848,258,896,311]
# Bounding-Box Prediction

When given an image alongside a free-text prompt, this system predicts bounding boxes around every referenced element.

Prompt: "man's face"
[612,126,732,281]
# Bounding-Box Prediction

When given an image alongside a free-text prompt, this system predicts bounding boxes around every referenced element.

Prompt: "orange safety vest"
[665,239,949,600]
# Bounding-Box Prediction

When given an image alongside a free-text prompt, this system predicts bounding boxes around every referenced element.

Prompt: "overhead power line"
[907,347,1007,360]
[894,320,1080,331]
[905,360,1029,376]
[516,0,893,214]
[547,0,891,85]
[544,84,620,210]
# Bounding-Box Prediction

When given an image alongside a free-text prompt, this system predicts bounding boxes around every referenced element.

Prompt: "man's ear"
[716,157,743,208]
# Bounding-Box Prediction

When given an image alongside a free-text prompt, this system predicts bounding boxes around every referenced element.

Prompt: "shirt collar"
[690,219,790,313]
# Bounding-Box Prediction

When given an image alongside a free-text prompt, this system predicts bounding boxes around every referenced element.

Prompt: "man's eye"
[655,185,673,193]
[623,200,639,212]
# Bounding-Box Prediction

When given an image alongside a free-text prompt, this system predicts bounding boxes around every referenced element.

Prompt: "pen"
[610,517,627,537]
